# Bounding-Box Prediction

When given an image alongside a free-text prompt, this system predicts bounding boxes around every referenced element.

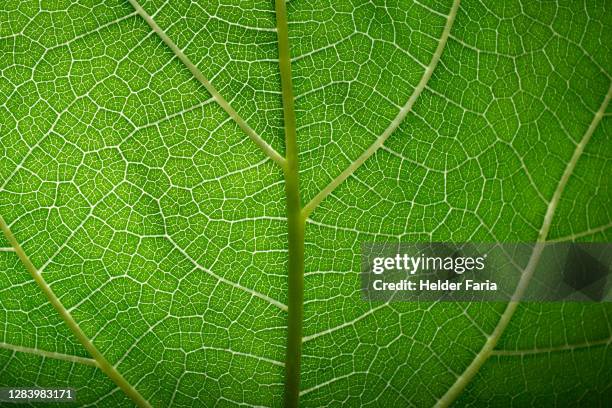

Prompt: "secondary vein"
[491,337,612,356]
[127,0,286,168]
[166,235,288,311]
[301,0,461,219]
[0,342,99,367]
[0,215,152,408]
[435,81,612,408]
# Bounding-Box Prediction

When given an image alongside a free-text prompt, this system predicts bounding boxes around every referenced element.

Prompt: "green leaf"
[1,0,611,407]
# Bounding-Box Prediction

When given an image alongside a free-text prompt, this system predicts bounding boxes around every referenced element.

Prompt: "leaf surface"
[1,0,611,407]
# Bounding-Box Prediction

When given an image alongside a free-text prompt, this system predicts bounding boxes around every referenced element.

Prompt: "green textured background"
[1,0,611,406]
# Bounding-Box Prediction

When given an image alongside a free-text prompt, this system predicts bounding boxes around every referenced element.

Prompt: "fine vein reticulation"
[126,0,285,168]
[0,215,152,408]
[2,0,611,407]
[302,0,461,219]
[436,82,612,408]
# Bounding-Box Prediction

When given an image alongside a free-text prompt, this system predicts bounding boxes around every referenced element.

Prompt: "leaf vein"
[0,215,152,408]
[435,81,612,408]
[491,337,612,356]
[166,235,288,312]
[127,0,286,168]
[301,0,461,219]
[0,341,98,367]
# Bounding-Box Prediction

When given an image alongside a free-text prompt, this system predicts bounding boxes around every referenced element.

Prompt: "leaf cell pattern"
[1,0,611,407]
